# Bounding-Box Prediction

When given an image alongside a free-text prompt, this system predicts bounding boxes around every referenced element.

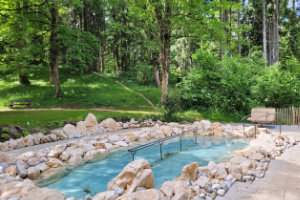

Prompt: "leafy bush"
[1,133,10,140]
[161,93,181,121]
[253,66,300,107]
[2,127,10,133]
[22,130,29,136]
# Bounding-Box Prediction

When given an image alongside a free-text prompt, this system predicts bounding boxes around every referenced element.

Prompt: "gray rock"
[217,189,225,196]
[191,185,200,193]
[205,196,213,200]
[221,182,228,192]
[114,187,124,196]
[8,197,20,200]
[243,175,254,182]
[85,195,92,200]
[66,198,76,200]
[225,174,233,181]
[184,180,191,186]
[0,162,9,169]
[212,183,220,190]
[16,164,27,178]
[0,166,4,174]
[135,187,146,192]
[223,180,233,189]
[205,186,213,194]
[192,197,205,200]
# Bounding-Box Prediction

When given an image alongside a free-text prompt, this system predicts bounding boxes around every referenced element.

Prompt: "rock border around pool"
[92,132,298,200]
[0,113,164,152]
[0,113,298,200]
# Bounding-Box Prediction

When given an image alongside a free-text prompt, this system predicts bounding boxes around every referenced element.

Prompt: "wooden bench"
[7,99,32,109]
[247,108,276,124]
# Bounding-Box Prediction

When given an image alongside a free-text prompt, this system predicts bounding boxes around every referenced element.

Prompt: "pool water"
[44,136,248,198]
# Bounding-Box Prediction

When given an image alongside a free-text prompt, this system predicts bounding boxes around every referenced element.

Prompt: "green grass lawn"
[0,67,240,132]
[0,67,159,110]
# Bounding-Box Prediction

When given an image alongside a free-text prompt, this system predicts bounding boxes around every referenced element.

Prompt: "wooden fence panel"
[275,107,300,125]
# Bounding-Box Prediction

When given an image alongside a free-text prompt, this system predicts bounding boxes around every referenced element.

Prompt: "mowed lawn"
[0,67,161,110]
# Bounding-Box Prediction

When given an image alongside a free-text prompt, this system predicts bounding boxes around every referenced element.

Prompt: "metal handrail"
[128,128,198,161]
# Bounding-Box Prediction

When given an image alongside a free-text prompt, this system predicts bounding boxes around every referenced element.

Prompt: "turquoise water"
[44,137,247,198]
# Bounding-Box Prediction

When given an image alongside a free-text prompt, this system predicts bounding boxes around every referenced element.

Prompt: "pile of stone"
[0,114,296,200]
[91,133,297,200]
[0,114,165,152]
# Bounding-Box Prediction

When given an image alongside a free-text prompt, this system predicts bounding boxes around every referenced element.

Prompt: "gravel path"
[216,125,300,200]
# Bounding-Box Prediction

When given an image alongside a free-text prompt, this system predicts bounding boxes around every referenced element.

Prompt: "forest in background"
[0,0,300,118]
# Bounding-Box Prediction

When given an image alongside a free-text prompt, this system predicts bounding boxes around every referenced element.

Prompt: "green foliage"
[2,127,10,133]
[254,66,300,107]
[22,130,30,136]
[179,48,294,114]
[161,93,181,121]
[16,133,23,139]
[59,26,99,72]
[1,133,10,141]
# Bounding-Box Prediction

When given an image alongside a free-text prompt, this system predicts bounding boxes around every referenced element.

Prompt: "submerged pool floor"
[44,137,248,198]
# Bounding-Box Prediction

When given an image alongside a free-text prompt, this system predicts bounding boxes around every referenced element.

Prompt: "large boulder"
[160,181,193,200]
[63,124,80,139]
[24,135,35,147]
[84,149,107,161]
[48,144,67,158]
[27,166,41,179]
[85,113,99,132]
[194,176,210,188]
[4,165,17,176]
[21,188,66,200]
[46,158,64,168]
[93,191,119,200]
[76,121,88,136]
[52,130,68,140]
[116,189,164,200]
[107,159,155,193]
[0,178,36,199]
[0,152,10,162]
[176,162,198,182]
[244,126,260,137]
[160,126,173,137]
[99,118,120,131]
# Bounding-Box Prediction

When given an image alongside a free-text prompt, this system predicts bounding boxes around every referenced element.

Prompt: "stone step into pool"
[44,136,248,198]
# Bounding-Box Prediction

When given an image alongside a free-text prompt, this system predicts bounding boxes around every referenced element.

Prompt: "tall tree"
[262,0,267,62]
[273,0,279,64]
[49,3,62,98]
[152,0,172,102]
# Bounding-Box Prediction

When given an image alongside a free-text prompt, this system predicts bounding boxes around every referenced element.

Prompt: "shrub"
[2,127,10,133]
[1,133,10,140]
[161,93,181,121]
[22,130,30,136]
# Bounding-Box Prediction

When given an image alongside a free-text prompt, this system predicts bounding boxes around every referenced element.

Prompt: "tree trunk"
[114,46,120,74]
[273,0,279,64]
[293,0,295,12]
[268,21,273,65]
[152,52,160,88]
[19,73,30,85]
[100,47,105,73]
[262,0,267,63]
[49,5,62,98]
[153,0,171,102]
[237,0,241,56]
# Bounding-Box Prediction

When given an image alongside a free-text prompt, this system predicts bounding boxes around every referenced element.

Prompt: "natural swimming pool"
[44,136,248,198]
